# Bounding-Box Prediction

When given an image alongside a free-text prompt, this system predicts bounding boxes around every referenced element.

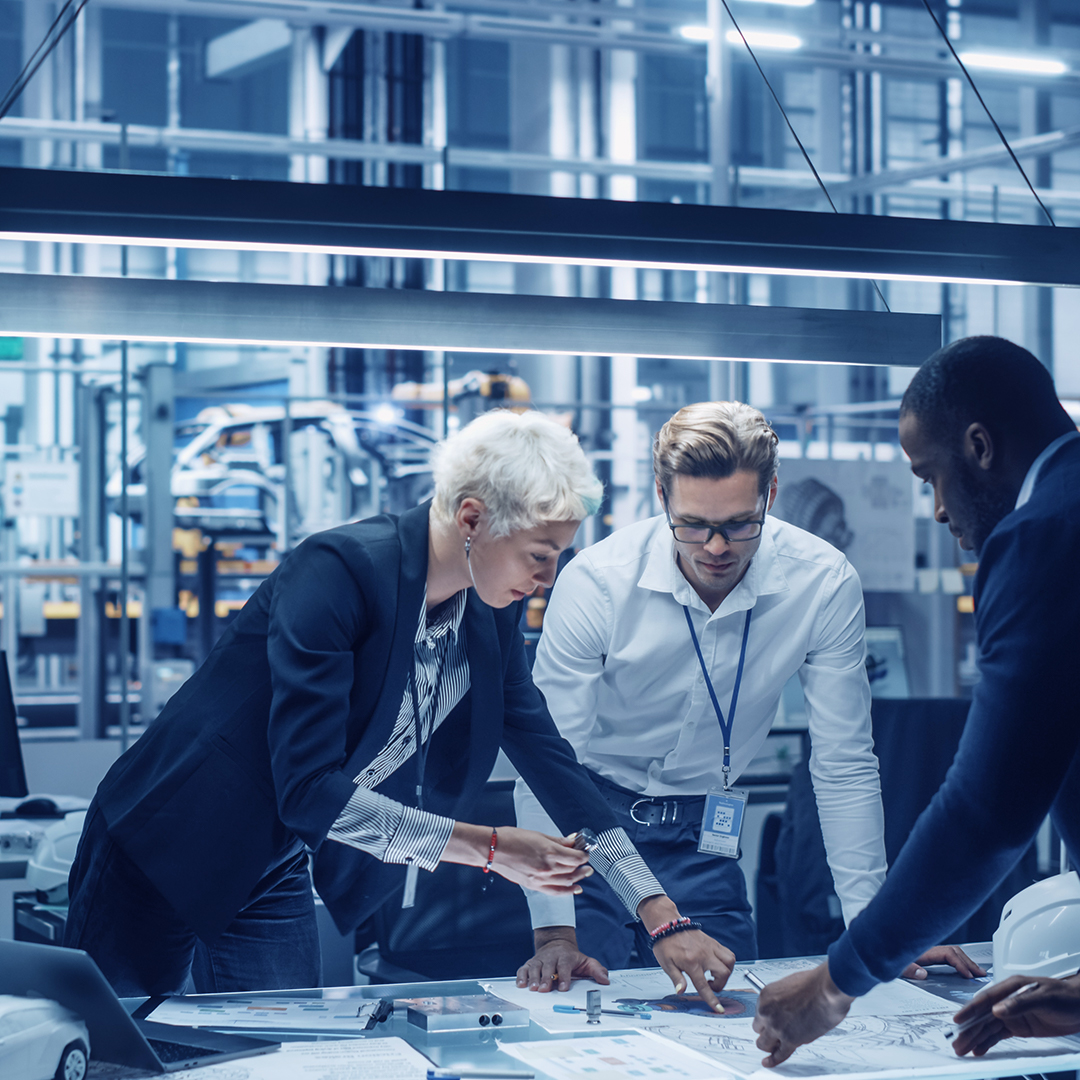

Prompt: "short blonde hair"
[653,401,779,497]
[432,410,603,538]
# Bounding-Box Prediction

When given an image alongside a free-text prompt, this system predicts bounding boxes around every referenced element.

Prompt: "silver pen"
[744,969,768,992]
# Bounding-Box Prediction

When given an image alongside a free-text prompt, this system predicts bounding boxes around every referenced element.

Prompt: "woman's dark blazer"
[93,502,622,940]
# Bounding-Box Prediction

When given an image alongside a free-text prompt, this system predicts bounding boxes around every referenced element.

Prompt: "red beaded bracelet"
[648,916,693,942]
[483,828,498,874]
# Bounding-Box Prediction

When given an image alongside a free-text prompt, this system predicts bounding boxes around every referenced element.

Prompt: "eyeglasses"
[661,492,766,545]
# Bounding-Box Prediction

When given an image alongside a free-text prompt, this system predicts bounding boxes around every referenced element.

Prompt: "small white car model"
[0,995,90,1080]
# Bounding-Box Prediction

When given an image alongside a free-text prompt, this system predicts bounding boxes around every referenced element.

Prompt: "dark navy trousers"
[574,773,758,970]
[64,805,321,997]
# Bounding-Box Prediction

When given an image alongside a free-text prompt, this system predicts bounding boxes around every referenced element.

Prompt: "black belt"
[588,770,706,828]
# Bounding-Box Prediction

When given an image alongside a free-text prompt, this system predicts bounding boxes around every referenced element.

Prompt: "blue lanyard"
[682,605,753,790]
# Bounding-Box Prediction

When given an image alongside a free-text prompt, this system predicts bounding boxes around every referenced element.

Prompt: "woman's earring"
[465,536,472,559]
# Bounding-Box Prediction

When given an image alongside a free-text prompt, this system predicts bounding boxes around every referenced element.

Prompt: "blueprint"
[486,963,954,1033]
[648,1011,1080,1080]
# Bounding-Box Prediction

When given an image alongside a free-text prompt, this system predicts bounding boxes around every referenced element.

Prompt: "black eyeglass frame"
[660,489,767,545]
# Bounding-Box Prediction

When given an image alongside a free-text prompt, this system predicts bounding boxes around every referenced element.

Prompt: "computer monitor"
[0,651,29,798]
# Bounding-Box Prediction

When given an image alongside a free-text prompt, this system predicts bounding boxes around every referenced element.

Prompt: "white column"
[706,0,730,207]
[288,27,330,394]
[22,0,54,169]
[289,27,328,184]
[607,3,638,527]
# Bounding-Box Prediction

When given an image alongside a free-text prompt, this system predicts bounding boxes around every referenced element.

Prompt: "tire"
[55,1040,88,1080]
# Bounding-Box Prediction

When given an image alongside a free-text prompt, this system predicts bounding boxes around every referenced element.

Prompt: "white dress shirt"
[515,513,887,929]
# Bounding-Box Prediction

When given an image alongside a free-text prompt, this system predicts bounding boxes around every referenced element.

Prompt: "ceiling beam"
[0,272,941,368]
[769,125,1080,209]
[92,0,1080,81]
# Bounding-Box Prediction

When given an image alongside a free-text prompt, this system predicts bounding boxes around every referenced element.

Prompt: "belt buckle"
[629,798,678,826]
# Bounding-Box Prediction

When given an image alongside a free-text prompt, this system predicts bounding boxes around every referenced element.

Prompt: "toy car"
[0,995,90,1080]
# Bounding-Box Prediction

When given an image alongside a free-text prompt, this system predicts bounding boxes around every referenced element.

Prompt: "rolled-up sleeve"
[329,785,454,871]
[800,561,887,925]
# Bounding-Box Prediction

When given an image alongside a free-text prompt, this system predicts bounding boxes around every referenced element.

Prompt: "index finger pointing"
[687,967,725,1013]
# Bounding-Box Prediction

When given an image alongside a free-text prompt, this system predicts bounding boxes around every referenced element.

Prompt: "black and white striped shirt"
[327,591,664,918]
[328,589,469,871]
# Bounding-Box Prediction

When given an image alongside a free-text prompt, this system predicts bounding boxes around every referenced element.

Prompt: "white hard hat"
[26,811,87,903]
[993,870,1080,982]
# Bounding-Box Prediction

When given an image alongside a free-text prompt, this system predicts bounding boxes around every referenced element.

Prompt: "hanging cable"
[919,0,1055,227]
[719,0,891,313]
[0,0,92,123]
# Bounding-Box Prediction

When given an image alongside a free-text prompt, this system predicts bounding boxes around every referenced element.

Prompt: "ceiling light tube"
[2,166,1076,290]
[958,51,1068,76]
[725,28,803,50]
[0,273,942,369]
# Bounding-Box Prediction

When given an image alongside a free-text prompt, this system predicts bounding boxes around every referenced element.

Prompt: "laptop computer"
[0,939,280,1072]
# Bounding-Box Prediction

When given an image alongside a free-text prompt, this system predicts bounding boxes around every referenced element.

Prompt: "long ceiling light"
[0,272,942,369]
[958,51,1068,77]
[3,167,1079,289]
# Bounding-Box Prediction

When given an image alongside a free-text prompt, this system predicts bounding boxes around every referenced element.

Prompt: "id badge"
[402,862,419,908]
[698,788,748,859]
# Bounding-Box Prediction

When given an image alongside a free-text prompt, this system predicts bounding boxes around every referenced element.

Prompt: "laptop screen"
[0,652,28,798]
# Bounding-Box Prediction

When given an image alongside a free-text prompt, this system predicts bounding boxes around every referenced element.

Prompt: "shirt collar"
[417,587,467,648]
[1015,430,1080,510]
[638,515,789,617]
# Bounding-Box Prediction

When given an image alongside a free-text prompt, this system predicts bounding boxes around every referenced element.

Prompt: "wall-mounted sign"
[3,461,79,517]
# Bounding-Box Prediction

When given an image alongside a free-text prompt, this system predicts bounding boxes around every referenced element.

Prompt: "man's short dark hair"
[900,336,1063,451]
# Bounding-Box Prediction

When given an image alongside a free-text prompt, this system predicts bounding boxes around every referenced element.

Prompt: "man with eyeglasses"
[513,401,927,996]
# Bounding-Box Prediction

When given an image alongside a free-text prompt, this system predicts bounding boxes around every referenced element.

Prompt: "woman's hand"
[516,927,611,992]
[951,974,1080,1057]
[442,824,592,894]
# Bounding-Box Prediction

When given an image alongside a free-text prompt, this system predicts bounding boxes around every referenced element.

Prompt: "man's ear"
[766,475,778,512]
[963,422,995,472]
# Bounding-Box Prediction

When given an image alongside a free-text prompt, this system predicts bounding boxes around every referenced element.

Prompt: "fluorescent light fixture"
[0,273,942,369]
[678,25,713,42]
[738,0,815,6]
[5,166,1076,291]
[0,229,1037,289]
[725,28,803,50]
[958,51,1067,76]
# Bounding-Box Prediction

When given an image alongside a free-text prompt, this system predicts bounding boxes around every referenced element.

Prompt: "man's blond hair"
[653,401,779,497]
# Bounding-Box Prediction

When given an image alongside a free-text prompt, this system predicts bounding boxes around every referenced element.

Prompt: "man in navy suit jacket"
[753,336,1080,1063]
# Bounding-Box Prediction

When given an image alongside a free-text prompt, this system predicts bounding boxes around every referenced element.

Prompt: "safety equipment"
[993,870,1080,982]
[25,811,87,903]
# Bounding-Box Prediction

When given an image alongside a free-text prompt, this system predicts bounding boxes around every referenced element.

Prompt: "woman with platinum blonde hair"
[66,409,716,1001]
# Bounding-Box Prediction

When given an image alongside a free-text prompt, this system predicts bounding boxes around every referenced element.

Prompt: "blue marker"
[552,1004,651,1020]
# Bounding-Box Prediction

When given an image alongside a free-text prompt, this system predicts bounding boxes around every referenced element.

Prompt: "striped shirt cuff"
[589,827,665,920]
[328,785,454,872]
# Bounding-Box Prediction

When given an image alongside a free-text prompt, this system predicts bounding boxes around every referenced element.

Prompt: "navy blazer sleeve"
[828,505,1080,994]
[266,535,378,847]
[497,615,623,838]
